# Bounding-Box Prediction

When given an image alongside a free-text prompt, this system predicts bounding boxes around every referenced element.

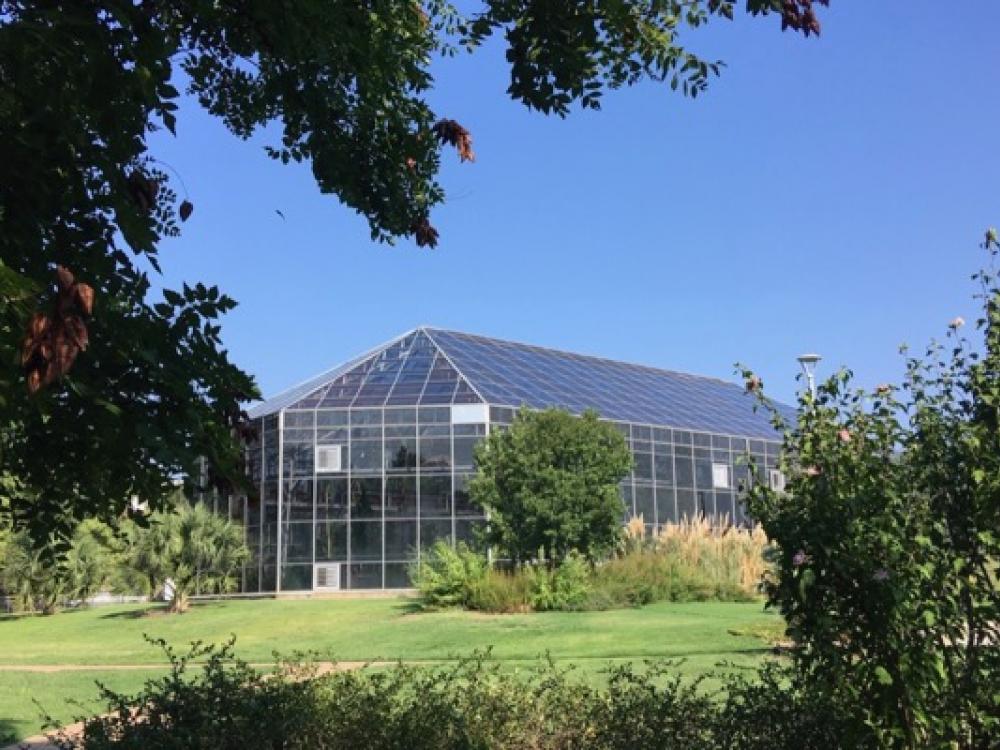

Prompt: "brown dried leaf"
[56,266,75,291]
[28,312,50,338]
[26,368,43,394]
[411,218,439,248]
[64,316,89,350]
[179,200,194,222]
[74,283,95,315]
[432,119,475,163]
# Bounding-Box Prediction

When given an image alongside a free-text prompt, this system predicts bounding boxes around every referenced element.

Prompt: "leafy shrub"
[528,551,591,611]
[54,639,858,750]
[466,568,531,613]
[413,519,766,613]
[0,521,112,614]
[409,540,486,609]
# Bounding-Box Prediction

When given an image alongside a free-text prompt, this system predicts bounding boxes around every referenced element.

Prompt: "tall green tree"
[470,408,632,564]
[0,1,827,545]
[123,501,249,614]
[742,229,1000,747]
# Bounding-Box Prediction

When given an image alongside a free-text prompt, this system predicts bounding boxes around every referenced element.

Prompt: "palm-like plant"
[0,523,111,614]
[125,502,249,613]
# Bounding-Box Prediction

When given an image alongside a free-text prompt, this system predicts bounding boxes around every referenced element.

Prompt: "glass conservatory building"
[235,327,792,592]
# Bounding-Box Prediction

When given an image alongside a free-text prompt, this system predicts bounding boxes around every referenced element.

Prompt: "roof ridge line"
[424,327,743,390]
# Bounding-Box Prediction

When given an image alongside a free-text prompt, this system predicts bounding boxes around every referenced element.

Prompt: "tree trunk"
[168,589,189,614]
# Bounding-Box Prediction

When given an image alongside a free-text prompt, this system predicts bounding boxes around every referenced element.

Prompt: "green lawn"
[0,597,784,743]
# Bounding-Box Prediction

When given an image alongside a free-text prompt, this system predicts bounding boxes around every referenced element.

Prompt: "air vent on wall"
[314,563,341,590]
[768,469,786,493]
[315,445,343,473]
[711,463,731,489]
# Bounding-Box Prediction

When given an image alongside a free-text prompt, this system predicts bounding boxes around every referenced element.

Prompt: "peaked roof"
[248,327,792,439]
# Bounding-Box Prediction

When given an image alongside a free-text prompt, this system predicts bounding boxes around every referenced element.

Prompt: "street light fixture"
[797,353,822,398]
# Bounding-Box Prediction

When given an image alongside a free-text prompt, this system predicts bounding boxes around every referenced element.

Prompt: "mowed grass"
[0,598,784,742]
[0,669,165,745]
[0,598,781,665]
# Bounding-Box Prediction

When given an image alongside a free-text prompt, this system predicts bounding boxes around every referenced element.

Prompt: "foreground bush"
[742,229,1000,748]
[51,639,867,750]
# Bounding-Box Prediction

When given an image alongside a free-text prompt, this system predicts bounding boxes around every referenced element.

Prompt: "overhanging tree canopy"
[0,0,827,544]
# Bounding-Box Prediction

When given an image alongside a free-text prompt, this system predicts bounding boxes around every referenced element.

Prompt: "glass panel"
[418,406,450,423]
[317,410,349,426]
[350,521,382,562]
[261,564,276,592]
[350,477,382,519]
[420,519,452,549]
[697,490,715,517]
[654,452,673,483]
[385,437,417,472]
[283,479,313,521]
[283,443,313,478]
[384,563,412,588]
[419,475,451,516]
[676,489,696,521]
[315,521,347,562]
[350,440,382,473]
[734,499,749,527]
[695,456,714,489]
[384,408,417,424]
[349,563,382,589]
[453,437,479,469]
[316,478,348,520]
[351,409,383,425]
[633,452,653,480]
[656,485,676,524]
[716,491,734,522]
[635,484,655,523]
[419,437,451,470]
[675,454,694,488]
[385,476,417,517]
[280,564,313,591]
[282,522,313,562]
[384,520,418,560]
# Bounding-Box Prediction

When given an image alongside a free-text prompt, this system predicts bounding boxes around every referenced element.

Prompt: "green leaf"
[874,666,893,686]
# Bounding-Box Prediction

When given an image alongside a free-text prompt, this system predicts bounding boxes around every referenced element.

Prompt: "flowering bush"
[742,228,1000,748]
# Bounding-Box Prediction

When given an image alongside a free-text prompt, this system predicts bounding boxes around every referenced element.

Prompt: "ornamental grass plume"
[653,514,769,597]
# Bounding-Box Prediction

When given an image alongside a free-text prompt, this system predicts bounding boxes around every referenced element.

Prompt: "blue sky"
[148,2,1000,408]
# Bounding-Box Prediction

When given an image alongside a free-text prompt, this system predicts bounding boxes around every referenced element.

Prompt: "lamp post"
[797,353,822,398]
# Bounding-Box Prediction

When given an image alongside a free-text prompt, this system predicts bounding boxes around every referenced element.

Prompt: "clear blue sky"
[148,2,1000,408]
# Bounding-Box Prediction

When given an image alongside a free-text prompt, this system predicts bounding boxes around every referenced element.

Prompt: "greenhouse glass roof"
[248,327,793,439]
